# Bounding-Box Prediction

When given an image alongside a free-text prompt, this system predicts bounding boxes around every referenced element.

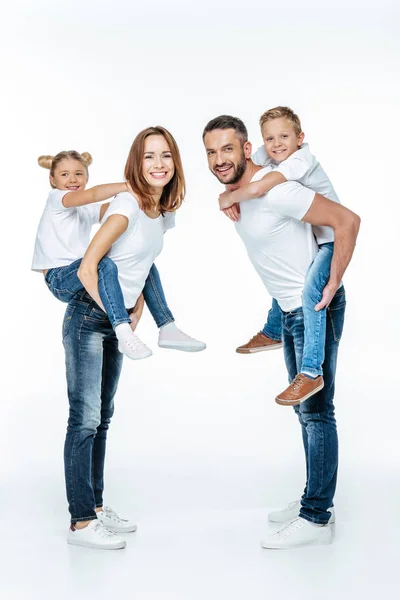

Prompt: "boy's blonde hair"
[259,106,302,136]
[38,151,93,188]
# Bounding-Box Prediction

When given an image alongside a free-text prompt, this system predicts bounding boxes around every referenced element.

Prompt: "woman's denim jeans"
[63,291,123,523]
[281,286,346,524]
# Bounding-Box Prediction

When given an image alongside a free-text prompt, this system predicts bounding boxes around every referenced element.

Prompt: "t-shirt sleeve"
[80,203,101,225]
[267,181,316,220]
[162,211,176,233]
[273,145,314,181]
[251,145,273,167]
[101,192,140,226]
[47,189,71,211]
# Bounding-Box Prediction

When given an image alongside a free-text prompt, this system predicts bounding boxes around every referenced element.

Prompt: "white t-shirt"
[102,192,175,308]
[252,143,340,244]
[235,168,318,311]
[31,189,101,271]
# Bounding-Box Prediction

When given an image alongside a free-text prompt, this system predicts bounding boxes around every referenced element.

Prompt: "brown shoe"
[236,331,283,354]
[275,374,324,406]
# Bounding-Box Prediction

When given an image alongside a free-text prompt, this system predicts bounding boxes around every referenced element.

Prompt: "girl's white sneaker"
[96,506,137,533]
[115,324,152,360]
[67,519,126,550]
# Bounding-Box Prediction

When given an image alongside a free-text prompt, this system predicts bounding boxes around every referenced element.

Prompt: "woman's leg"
[301,243,334,378]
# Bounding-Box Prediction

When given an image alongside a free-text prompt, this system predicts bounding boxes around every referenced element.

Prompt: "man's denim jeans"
[63,291,123,523]
[262,242,334,377]
[281,286,346,524]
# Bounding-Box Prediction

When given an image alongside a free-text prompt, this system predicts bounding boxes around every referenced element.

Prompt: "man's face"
[204,128,251,185]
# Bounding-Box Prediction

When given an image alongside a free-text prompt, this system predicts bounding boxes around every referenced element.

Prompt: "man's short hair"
[202,115,248,144]
[259,106,302,136]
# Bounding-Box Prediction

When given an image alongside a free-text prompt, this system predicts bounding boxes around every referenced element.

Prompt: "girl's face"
[50,158,88,191]
[142,135,175,193]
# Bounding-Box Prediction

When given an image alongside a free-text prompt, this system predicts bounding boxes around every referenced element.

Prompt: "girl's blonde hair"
[124,126,185,215]
[38,150,93,188]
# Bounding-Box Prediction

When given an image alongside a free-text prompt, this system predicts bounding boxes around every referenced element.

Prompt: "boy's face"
[262,117,304,163]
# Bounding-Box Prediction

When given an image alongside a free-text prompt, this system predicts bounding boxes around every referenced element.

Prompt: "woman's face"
[142,135,175,192]
[50,158,88,191]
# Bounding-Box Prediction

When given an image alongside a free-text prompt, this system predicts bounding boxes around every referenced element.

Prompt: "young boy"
[219,106,341,405]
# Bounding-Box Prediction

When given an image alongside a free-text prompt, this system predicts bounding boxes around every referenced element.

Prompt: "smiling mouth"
[66,185,80,190]
[215,164,233,175]
[150,172,168,179]
[273,149,287,154]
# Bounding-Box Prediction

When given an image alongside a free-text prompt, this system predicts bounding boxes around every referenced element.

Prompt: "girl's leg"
[142,264,174,328]
[261,299,283,341]
[45,259,85,302]
[301,243,334,378]
[144,264,206,352]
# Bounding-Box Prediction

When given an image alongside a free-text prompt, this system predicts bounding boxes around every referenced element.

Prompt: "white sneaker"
[158,322,206,352]
[67,519,126,550]
[261,517,332,550]
[268,500,335,524]
[96,506,137,533]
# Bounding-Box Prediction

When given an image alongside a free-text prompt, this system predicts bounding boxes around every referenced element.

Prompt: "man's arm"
[302,193,361,309]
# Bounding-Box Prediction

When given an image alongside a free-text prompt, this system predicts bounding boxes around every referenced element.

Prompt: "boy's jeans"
[63,291,123,523]
[262,242,334,377]
[45,260,174,330]
[281,286,346,524]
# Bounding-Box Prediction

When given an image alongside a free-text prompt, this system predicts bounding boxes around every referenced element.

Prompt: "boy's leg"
[144,264,206,352]
[301,243,334,378]
[236,299,283,354]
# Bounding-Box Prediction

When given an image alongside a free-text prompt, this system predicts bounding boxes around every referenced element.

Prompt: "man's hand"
[218,190,236,210]
[222,203,240,222]
[130,293,144,332]
[315,281,339,311]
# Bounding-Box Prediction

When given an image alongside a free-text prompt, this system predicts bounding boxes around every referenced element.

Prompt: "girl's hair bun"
[37,155,54,169]
[80,152,93,166]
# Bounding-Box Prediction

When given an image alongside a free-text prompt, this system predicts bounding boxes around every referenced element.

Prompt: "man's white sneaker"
[115,324,152,360]
[67,519,126,550]
[158,322,206,352]
[268,500,335,524]
[261,517,332,550]
[96,506,137,533]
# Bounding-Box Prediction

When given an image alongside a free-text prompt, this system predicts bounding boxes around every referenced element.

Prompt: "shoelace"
[102,506,128,524]
[277,518,304,538]
[124,334,146,351]
[289,375,304,392]
[92,521,117,538]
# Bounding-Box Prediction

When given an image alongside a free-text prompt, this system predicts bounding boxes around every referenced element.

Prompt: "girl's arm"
[77,215,129,311]
[218,171,287,210]
[62,182,128,208]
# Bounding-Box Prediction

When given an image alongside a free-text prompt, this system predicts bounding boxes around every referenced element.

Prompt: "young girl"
[32,151,205,360]
[62,126,190,549]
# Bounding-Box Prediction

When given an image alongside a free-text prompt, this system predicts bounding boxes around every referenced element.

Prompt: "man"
[203,115,360,549]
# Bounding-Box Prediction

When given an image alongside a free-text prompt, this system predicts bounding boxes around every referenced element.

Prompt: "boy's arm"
[219,171,287,210]
[302,194,361,309]
[62,182,128,208]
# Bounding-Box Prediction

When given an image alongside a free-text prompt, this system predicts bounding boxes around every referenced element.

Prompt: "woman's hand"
[130,293,144,332]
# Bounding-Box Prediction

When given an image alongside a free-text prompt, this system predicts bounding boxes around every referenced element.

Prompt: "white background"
[1,1,399,598]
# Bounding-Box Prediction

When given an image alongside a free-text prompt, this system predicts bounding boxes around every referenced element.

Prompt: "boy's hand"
[218,190,236,210]
[314,281,338,311]
[222,203,240,222]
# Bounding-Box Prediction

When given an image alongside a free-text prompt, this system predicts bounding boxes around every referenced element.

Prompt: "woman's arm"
[77,215,129,311]
[62,183,128,208]
[218,171,287,210]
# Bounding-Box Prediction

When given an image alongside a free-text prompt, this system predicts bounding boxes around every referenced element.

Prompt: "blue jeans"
[281,286,346,524]
[63,291,123,523]
[143,264,175,328]
[262,242,334,377]
[45,257,131,329]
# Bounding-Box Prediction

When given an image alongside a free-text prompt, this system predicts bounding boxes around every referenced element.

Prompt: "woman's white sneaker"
[115,324,152,360]
[67,520,126,550]
[158,322,206,352]
[96,506,137,533]
[261,517,332,550]
[268,500,335,524]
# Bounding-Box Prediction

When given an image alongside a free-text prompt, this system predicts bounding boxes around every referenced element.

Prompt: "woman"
[63,126,185,549]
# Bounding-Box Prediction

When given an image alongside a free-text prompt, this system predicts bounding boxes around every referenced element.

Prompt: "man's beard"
[214,151,247,185]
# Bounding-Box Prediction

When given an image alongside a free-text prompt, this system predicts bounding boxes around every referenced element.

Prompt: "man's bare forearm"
[329,216,361,288]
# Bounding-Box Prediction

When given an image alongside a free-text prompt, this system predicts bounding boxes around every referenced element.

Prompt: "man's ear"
[298,132,305,147]
[244,140,252,158]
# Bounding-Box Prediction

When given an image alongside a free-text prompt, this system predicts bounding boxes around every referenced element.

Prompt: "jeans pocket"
[62,306,76,340]
[84,307,109,323]
[327,302,346,343]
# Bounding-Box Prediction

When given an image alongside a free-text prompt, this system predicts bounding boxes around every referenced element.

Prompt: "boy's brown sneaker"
[236,332,283,354]
[275,374,324,406]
